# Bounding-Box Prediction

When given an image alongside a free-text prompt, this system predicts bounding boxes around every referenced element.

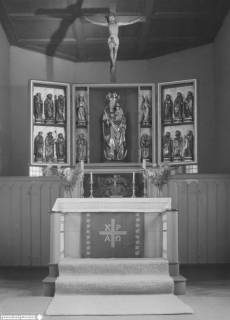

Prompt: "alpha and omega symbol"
[99,218,127,248]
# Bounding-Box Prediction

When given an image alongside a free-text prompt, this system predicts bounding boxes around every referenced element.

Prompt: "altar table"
[49,198,180,276]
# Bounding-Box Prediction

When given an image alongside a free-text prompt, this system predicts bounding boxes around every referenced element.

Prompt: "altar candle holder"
[80,160,84,198]
[142,158,146,170]
[90,172,94,198]
[80,160,84,171]
[132,172,136,198]
[141,161,147,198]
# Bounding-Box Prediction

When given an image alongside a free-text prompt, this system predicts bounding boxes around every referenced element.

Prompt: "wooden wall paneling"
[0,184,11,265]
[216,181,227,263]
[207,180,217,263]
[1,176,230,266]
[50,182,62,210]
[177,181,188,264]
[227,182,230,263]
[187,181,199,264]
[162,182,170,199]
[30,182,42,266]
[9,182,21,265]
[168,180,179,209]
[21,183,32,266]
[40,182,51,266]
[197,181,208,263]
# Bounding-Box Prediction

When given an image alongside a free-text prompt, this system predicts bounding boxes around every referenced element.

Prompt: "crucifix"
[85,6,145,75]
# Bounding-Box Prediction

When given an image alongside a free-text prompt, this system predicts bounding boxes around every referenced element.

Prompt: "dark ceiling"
[0,0,229,62]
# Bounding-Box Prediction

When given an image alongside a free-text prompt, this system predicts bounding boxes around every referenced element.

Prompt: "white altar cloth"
[52,197,171,213]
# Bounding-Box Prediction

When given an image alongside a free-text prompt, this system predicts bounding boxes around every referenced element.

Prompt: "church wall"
[0,23,10,175]
[9,44,215,175]
[214,12,230,173]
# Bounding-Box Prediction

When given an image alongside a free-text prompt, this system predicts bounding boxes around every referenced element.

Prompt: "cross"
[84,2,145,77]
[36,1,146,80]
[99,218,127,248]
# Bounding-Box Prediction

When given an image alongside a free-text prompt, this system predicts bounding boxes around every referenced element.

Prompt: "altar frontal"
[81,212,144,258]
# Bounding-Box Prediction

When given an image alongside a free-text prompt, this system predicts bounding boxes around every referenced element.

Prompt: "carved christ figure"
[85,12,145,72]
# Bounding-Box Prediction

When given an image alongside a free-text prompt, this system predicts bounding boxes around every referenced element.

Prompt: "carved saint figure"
[34,131,44,162]
[56,133,65,162]
[55,95,65,123]
[85,13,145,72]
[183,130,194,160]
[183,91,194,122]
[102,92,127,161]
[173,130,183,161]
[162,132,173,161]
[76,94,87,127]
[33,93,43,123]
[141,95,151,127]
[140,134,152,161]
[45,132,55,162]
[44,94,54,123]
[173,92,183,123]
[163,94,173,124]
[76,133,87,162]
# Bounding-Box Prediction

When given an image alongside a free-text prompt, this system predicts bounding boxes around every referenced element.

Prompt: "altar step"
[53,257,174,296]
[43,259,186,296]
[45,258,192,315]
[56,274,174,295]
[59,257,170,274]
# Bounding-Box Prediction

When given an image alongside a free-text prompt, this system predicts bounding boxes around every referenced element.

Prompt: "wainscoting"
[0,177,61,266]
[161,175,230,264]
[0,175,229,266]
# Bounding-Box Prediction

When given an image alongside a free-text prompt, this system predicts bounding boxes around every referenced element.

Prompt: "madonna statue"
[102,92,127,161]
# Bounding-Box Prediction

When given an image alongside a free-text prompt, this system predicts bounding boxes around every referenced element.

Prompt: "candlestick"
[80,160,84,171]
[142,159,146,170]
[90,172,93,198]
[132,172,135,198]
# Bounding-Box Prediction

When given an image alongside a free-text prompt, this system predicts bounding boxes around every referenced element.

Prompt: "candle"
[80,160,84,171]
[142,159,146,169]
[132,172,135,184]
[90,172,93,184]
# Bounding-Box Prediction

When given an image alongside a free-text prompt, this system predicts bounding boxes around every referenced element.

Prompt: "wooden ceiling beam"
[17,38,77,44]
[148,35,212,44]
[9,11,145,19]
[9,13,71,19]
[151,11,215,20]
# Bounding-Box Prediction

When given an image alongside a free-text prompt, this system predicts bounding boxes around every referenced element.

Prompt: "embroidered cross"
[99,218,127,248]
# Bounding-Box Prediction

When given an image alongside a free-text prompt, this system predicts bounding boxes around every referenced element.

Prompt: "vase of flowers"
[43,164,84,197]
[144,163,170,197]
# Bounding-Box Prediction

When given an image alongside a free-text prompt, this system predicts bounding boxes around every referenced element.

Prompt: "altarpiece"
[30,80,197,171]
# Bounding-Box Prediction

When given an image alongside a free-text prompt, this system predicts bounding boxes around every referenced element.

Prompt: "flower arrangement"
[144,163,170,196]
[43,164,84,197]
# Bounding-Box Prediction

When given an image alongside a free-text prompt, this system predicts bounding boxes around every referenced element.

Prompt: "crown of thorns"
[106,92,120,101]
